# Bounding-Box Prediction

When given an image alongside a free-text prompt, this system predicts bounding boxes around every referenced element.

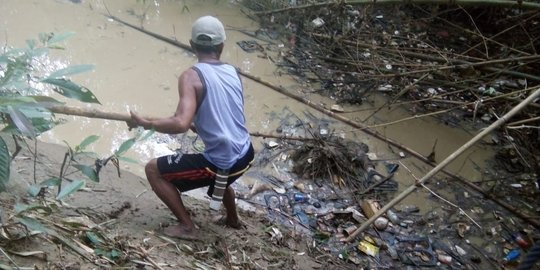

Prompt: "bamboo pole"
[345,88,540,242]
[48,105,131,122]
[311,33,540,82]
[105,15,540,229]
[254,0,540,15]
[47,105,313,141]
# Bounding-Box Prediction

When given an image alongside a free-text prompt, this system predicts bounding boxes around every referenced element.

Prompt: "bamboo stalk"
[47,106,315,140]
[254,0,540,15]
[507,115,540,126]
[48,105,131,122]
[248,131,314,141]
[104,15,540,229]
[345,88,540,242]
[363,73,429,122]
[311,33,540,82]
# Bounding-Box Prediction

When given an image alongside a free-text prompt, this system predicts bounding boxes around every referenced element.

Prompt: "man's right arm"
[129,69,200,134]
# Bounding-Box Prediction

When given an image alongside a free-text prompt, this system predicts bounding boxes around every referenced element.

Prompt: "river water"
[1,0,494,208]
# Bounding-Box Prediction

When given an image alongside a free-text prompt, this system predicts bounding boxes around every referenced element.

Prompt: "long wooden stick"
[105,15,540,228]
[48,105,131,122]
[345,88,540,241]
[47,105,313,140]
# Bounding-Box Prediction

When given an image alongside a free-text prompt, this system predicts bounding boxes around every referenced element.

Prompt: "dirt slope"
[0,136,339,270]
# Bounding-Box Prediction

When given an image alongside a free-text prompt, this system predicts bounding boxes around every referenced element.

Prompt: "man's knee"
[144,159,159,179]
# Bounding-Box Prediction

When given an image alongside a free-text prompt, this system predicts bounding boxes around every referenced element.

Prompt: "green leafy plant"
[48,130,152,200]
[0,32,155,266]
[0,32,101,192]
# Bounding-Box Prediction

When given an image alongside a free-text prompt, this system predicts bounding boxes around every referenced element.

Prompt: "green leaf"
[86,231,104,245]
[40,177,61,187]
[16,216,49,233]
[2,113,56,136]
[8,106,37,138]
[73,164,98,182]
[115,138,136,156]
[47,64,95,79]
[0,54,8,64]
[27,185,42,197]
[75,135,100,152]
[28,177,61,197]
[109,249,120,259]
[38,32,53,44]
[0,136,10,192]
[26,39,37,49]
[46,32,75,45]
[56,179,85,200]
[28,95,63,104]
[118,156,139,164]
[14,203,52,215]
[95,248,120,260]
[29,47,49,58]
[138,129,155,141]
[41,78,100,104]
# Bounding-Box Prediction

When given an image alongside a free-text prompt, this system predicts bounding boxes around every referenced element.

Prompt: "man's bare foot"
[163,224,198,240]
[213,215,243,229]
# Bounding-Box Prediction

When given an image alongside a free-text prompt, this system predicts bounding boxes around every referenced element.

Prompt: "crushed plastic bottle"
[293,192,309,203]
[503,249,520,264]
[386,209,400,224]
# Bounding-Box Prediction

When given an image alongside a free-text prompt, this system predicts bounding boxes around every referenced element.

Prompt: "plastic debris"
[386,209,400,224]
[374,217,389,230]
[358,239,379,257]
[330,104,345,112]
[311,17,325,28]
[503,249,520,263]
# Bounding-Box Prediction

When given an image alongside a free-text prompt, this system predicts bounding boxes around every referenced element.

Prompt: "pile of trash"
[233,1,540,268]
[238,0,540,215]
[230,106,538,269]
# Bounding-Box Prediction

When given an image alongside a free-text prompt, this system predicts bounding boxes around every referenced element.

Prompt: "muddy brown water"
[1,1,494,211]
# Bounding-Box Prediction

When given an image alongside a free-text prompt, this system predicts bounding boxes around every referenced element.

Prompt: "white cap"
[191,16,226,46]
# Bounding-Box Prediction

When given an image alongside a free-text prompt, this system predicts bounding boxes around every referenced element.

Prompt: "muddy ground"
[1,136,331,269]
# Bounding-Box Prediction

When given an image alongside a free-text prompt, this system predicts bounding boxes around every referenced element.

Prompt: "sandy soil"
[0,135,335,269]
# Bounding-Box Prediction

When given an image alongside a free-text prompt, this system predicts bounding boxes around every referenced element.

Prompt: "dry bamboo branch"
[249,132,314,141]
[345,88,540,241]
[254,0,540,15]
[363,73,429,122]
[366,87,539,128]
[429,8,532,57]
[399,161,482,228]
[460,11,540,56]
[458,6,490,58]
[372,55,540,78]
[507,116,540,126]
[311,33,540,81]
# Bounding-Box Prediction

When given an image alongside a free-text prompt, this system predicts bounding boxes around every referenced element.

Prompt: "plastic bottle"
[293,192,309,203]
[209,170,228,211]
[386,209,400,224]
[501,223,530,249]
[503,249,520,264]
